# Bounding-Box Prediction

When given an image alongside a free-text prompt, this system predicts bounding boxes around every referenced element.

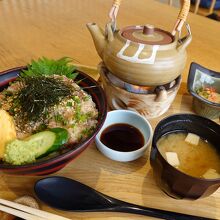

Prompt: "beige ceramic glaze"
[87,0,192,86]
[88,23,191,86]
[99,64,181,119]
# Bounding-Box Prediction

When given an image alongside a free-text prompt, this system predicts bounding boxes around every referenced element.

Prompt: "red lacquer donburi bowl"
[0,67,107,175]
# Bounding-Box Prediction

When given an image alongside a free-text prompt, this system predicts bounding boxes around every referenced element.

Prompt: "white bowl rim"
[95,110,153,156]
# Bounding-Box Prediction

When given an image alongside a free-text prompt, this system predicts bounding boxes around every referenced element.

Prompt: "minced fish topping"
[0,75,98,143]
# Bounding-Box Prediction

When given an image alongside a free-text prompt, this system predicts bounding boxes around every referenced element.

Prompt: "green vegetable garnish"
[21,57,78,79]
[66,102,73,107]
[72,95,81,104]
[54,114,67,126]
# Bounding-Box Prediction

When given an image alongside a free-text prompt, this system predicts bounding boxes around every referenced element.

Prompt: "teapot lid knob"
[121,25,174,45]
[143,25,154,35]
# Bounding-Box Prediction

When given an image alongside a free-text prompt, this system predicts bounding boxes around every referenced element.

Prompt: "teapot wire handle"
[172,0,190,36]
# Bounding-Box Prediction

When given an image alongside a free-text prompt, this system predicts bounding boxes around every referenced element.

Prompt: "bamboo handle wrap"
[112,0,122,7]
[109,0,122,21]
[172,0,190,35]
[177,0,190,22]
[109,0,190,35]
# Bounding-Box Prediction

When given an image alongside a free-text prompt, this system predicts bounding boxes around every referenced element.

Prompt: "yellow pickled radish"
[0,109,17,158]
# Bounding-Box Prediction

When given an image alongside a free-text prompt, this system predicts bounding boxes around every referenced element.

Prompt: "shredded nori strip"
[13,76,73,125]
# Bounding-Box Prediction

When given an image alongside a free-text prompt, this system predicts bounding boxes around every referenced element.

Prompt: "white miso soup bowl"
[95,110,153,162]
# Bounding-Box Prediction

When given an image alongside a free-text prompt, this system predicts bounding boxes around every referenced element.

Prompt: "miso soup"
[157,132,220,179]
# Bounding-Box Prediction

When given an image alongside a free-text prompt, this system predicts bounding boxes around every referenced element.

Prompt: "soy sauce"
[100,123,144,152]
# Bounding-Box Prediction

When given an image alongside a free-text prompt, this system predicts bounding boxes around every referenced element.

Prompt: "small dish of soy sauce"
[95,110,153,162]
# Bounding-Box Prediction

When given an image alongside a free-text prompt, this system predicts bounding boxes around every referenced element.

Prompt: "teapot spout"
[87,23,106,59]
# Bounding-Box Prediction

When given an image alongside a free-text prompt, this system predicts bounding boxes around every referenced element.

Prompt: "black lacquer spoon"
[34,176,214,220]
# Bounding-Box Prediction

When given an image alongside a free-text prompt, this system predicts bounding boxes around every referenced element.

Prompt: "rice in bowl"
[0,75,98,144]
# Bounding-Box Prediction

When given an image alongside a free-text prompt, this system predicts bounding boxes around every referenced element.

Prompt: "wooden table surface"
[0,0,220,220]
[0,0,220,82]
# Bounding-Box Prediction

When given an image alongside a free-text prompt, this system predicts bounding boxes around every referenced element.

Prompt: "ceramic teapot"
[87,0,192,86]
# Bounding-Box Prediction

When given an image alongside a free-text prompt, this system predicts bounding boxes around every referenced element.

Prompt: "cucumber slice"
[43,128,69,156]
[27,131,57,157]
[4,128,69,165]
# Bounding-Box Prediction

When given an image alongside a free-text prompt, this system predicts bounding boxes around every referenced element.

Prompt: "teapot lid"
[121,25,174,45]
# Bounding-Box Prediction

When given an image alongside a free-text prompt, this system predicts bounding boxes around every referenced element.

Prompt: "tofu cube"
[185,133,200,146]
[203,169,220,179]
[165,152,180,167]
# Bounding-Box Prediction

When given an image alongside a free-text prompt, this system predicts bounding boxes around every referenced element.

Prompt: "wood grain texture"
[0,0,220,81]
[0,0,219,219]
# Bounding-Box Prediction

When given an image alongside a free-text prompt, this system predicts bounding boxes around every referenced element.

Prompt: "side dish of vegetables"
[0,57,98,165]
[196,86,220,104]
